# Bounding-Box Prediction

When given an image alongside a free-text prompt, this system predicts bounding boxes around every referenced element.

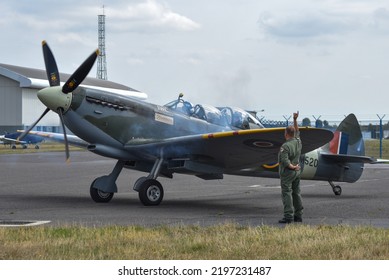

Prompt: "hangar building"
[0,63,146,133]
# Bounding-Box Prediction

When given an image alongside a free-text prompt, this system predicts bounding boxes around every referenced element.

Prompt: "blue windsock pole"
[377,114,386,158]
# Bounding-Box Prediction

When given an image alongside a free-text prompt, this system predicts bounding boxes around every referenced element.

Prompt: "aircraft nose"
[37,86,72,113]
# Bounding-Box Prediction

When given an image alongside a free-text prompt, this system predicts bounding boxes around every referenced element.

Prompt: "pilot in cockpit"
[232,111,250,129]
[165,93,194,115]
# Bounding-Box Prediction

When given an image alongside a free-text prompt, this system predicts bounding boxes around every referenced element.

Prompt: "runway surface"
[1,151,389,227]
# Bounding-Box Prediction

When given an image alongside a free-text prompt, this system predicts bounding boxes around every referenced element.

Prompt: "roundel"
[243,139,281,149]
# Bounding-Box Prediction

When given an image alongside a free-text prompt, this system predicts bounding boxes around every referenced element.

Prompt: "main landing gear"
[134,177,164,206]
[133,158,164,206]
[89,158,165,206]
[90,160,125,203]
[328,181,342,196]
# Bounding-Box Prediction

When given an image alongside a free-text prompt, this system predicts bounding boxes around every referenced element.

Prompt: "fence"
[258,114,389,159]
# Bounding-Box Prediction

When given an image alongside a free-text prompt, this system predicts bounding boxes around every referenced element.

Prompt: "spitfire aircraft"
[17,41,336,206]
[0,131,44,149]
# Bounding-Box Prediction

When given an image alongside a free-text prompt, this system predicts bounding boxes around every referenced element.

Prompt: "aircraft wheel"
[90,180,114,203]
[333,185,342,196]
[138,179,164,206]
[133,176,147,191]
[35,145,40,149]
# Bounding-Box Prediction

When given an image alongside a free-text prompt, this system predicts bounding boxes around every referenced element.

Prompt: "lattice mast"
[97,6,107,80]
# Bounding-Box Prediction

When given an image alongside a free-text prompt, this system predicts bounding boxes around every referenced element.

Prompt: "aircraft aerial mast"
[97,6,107,80]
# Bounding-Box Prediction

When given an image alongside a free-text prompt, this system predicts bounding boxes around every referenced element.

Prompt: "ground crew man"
[278,111,303,224]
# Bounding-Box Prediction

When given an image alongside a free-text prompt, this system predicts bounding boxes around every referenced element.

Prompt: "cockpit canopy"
[192,104,227,126]
[164,96,264,129]
[220,107,264,129]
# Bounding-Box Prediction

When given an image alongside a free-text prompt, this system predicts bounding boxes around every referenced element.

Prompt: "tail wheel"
[333,185,342,196]
[329,181,342,196]
[138,179,164,206]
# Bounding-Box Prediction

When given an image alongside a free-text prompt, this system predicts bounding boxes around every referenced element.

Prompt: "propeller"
[18,41,98,163]
[58,108,70,163]
[42,41,60,87]
[62,49,99,93]
[17,107,50,141]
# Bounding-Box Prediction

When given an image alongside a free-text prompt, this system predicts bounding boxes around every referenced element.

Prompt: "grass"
[1,224,389,260]
[365,139,389,159]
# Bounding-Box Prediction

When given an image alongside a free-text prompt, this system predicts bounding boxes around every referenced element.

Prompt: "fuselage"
[229,148,364,183]
[64,87,263,150]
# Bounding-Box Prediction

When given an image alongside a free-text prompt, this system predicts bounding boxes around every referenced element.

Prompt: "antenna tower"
[97,6,107,80]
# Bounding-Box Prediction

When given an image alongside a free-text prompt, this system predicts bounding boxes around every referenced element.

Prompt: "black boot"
[278,218,293,224]
[294,216,303,223]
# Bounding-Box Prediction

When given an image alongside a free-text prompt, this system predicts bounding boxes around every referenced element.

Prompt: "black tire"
[133,176,147,191]
[138,179,164,206]
[90,180,114,203]
[333,185,342,196]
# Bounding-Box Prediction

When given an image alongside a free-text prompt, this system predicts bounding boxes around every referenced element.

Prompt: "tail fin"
[319,114,372,183]
[323,114,364,157]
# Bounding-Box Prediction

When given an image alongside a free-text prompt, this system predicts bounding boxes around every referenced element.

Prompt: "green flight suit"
[278,131,303,220]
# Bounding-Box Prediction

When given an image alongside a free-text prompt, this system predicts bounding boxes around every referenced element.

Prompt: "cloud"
[370,7,389,33]
[126,57,144,65]
[207,67,253,107]
[258,11,354,40]
[258,3,389,43]
[1,0,199,36]
[108,0,201,33]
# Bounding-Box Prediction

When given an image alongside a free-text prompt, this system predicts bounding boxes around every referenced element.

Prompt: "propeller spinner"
[18,41,99,162]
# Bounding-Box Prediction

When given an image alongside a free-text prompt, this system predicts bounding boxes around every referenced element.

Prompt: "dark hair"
[285,126,295,137]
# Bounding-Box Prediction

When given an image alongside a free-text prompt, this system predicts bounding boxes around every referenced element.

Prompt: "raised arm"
[293,111,299,133]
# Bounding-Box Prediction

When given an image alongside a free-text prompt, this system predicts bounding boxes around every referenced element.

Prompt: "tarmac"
[1,151,389,228]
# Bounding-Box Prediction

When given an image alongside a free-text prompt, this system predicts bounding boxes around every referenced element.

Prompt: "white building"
[0,63,146,133]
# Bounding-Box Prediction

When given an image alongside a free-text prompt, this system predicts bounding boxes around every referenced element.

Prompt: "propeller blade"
[42,41,60,87]
[58,108,70,163]
[62,49,99,94]
[17,107,50,141]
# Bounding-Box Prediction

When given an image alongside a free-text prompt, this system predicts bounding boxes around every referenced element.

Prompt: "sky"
[1,0,389,122]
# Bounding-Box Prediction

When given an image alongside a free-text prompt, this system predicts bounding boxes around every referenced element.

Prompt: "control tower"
[97,7,107,80]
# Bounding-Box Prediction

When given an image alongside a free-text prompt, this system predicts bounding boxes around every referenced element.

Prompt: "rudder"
[323,114,364,157]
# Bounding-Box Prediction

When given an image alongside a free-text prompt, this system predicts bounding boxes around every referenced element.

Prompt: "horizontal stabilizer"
[321,153,378,164]
[370,158,389,164]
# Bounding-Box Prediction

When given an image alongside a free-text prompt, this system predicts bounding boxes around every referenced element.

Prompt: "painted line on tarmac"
[0,220,51,227]
[248,185,281,189]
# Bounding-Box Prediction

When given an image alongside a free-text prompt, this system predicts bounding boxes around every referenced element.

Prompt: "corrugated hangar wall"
[21,87,60,129]
[0,74,60,133]
[0,75,22,132]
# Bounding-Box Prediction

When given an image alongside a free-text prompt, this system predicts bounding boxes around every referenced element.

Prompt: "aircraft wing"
[25,131,89,148]
[26,128,333,171]
[124,127,333,170]
[0,136,27,144]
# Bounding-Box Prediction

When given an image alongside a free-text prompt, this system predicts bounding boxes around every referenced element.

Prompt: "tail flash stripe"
[329,131,341,154]
[339,133,349,154]
[329,131,349,155]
